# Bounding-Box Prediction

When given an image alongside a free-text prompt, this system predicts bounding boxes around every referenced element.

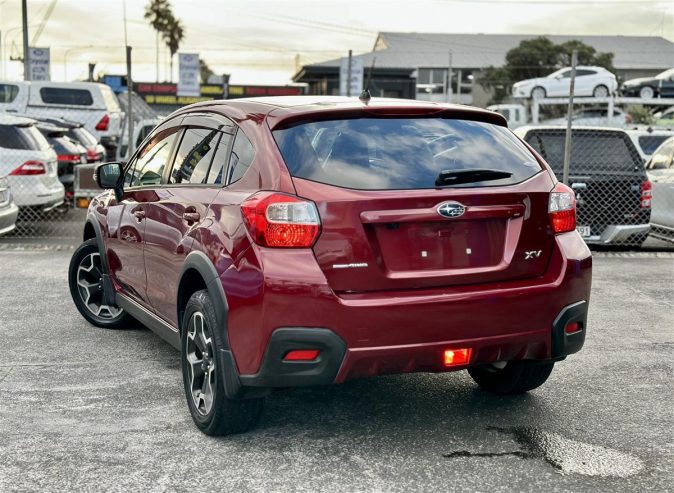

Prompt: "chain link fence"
[2,85,673,250]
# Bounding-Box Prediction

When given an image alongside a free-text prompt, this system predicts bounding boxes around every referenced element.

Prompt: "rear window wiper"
[435,168,513,186]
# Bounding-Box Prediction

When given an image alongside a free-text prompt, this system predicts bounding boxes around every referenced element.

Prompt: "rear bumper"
[0,202,19,236]
[583,224,650,244]
[225,232,592,385]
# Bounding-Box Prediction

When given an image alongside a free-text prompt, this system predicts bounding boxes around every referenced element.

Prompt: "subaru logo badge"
[437,201,466,218]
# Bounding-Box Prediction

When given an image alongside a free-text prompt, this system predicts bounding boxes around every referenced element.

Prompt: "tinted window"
[576,69,597,77]
[638,135,671,156]
[0,124,50,150]
[170,127,219,184]
[207,133,233,185]
[273,118,540,190]
[125,129,179,187]
[70,127,98,147]
[647,140,674,170]
[526,130,643,174]
[40,87,93,106]
[227,130,255,184]
[0,84,19,103]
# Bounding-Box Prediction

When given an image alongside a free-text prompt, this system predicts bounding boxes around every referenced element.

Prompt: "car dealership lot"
[0,249,672,492]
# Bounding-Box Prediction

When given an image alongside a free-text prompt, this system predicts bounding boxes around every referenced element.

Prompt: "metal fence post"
[562,50,578,186]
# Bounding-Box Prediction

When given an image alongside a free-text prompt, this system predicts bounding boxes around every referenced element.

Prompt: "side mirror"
[94,162,124,202]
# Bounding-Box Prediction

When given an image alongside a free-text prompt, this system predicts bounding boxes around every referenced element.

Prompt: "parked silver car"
[646,136,674,242]
[0,176,19,236]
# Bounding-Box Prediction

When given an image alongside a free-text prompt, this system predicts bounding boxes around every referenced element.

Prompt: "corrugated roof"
[307,32,674,71]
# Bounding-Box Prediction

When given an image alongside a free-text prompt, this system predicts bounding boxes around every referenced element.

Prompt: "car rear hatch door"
[272,114,556,293]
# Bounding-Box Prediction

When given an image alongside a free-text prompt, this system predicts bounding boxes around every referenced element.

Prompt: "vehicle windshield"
[525,130,643,175]
[656,69,674,80]
[70,127,98,147]
[273,117,541,190]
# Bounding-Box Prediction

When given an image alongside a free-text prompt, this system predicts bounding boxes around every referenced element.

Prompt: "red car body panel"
[87,97,592,386]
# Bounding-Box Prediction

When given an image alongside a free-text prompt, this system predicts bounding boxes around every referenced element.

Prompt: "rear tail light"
[640,180,652,209]
[58,154,81,163]
[10,160,46,176]
[565,322,581,334]
[95,114,110,131]
[443,348,472,367]
[549,182,576,234]
[241,192,321,248]
[86,148,101,161]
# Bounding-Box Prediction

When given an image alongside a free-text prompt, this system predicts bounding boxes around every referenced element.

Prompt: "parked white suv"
[512,66,618,99]
[0,114,63,212]
[0,81,124,157]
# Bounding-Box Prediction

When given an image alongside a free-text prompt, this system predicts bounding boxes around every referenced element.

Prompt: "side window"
[125,128,180,187]
[39,87,93,106]
[227,130,255,184]
[206,132,234,185]
[558,70,571,79]
[0,84,19,103]
[169,127,220,184]
[575,69,596,77]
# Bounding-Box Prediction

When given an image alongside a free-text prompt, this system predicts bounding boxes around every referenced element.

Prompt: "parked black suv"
[516,126,651,246]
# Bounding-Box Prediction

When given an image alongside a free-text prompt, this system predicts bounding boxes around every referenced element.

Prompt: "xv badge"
[525,250,542,259]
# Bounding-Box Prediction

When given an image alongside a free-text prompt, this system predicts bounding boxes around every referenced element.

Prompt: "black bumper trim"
[552,300,588,358]
[239,328,347,388]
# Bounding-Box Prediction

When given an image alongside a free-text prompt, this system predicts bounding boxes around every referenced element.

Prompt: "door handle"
[182,212,200,223]
[133,210,146,221]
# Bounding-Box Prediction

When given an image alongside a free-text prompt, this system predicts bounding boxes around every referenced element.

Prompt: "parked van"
[0,81,124,158]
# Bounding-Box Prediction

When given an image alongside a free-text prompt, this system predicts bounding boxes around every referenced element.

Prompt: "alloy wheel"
[593,85,609,98]
[76,252,123,319]
[185,312,216,416]
[639,86,654,99]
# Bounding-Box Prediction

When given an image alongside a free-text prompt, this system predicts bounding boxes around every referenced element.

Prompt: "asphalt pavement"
[0,249,672,492]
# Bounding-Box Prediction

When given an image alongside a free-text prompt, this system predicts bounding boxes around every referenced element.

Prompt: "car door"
[573,69,596,96]
[105,121,182,307]
[647,139,674,229]
[548,69,570,97]
[143,114,235,326]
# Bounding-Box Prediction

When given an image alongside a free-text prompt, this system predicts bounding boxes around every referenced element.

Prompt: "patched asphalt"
[0,250,672,492]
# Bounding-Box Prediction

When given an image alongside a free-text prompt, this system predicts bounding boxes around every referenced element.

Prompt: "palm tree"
[163,15,185,83]
[144,0,171,82]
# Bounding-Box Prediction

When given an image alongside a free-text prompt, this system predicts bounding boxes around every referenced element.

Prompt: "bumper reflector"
[565,322,581,334]
[76,198,91,209]
[283,349,320,362]
[443,348,472,367]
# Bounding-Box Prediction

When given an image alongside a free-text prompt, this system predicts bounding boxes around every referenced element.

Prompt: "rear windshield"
[273,117,540,190]
[70,127,98,146]
[638,135,671,156]
[40,87,93,106]
[0,124,51,151]
[524,130,643,174]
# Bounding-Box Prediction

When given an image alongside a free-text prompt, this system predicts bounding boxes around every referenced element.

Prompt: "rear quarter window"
[39,87,94,106]
[273,117,540,190]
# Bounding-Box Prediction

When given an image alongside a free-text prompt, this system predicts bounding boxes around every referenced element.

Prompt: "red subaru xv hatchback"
[68,96,591,435]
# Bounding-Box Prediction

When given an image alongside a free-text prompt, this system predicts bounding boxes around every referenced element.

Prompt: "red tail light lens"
[10,160,46,176]
[95,114,110,131]
[549,182,576,234]
[86,149,100,161]
[640,180,652,209]
[241,192,321,248]
[58,154,81,162]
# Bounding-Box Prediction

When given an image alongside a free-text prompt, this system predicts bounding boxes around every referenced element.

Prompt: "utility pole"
[22,0,30,80]
[347,49,352,97]
[447,50,453,103]
[123,0,134,159]
[562,50,578,186]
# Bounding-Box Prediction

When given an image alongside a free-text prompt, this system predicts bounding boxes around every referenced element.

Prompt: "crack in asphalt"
[443,450,534,459]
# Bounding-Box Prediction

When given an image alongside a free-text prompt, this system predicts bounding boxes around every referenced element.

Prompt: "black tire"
[592,84,609,98]
[531,86,546,99]
[68,238,130,329]
[468,360,554,395]
[181,290,264,436]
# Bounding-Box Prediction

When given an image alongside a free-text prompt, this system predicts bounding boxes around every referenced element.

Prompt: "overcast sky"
[1,0,672,84]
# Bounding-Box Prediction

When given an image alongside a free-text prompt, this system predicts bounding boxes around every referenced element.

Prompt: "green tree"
[200,59,215,84]
[479,37,615,104]
[144,0,172,82]
[163,15,185,83]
